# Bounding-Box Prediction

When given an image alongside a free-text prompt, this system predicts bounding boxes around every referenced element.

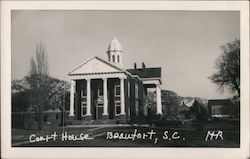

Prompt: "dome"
[107,37,123,52]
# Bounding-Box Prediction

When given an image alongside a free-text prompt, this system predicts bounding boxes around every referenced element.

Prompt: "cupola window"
[117,55,120,63]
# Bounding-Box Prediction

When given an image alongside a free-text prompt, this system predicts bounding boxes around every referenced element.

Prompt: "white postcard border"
[1,1,249,159]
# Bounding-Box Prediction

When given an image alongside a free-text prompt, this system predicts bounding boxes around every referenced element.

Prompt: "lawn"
[12,121,239,147]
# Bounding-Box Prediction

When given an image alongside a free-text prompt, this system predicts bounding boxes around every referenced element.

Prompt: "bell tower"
[106,37,123,67]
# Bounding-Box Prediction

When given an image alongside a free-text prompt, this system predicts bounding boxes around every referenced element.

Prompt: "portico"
[141,78,163,115]
[68,67,128,120]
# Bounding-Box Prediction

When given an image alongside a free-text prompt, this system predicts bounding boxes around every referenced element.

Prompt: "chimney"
[142,62,146,69]
[134,63,137,69]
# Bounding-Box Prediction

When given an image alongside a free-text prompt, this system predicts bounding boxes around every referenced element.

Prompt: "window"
[212,105,223,116]
[127,81,130,97]
[135,83,139,98]
[112,55,115,62]
[117,55,120,63]
[144,102,148,116]
[81,101,87,116]
[81,89,87,99]
[128,104,130,116]
[115,101,121,115]
[81,88,87,116]
[115,85,120,97]
[135,101,139,116]
[108,54,111,62]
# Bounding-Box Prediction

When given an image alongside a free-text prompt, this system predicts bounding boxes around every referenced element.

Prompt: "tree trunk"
[232,78,240,97]
[37,91,45,130]
[236,88,240,97]
[38,104,44,130]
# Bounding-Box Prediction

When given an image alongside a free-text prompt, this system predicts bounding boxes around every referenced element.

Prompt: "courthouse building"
[68,37,163,123]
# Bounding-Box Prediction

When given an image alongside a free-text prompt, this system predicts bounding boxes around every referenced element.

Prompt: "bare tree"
[26,41,50,130]
[209,39,240,97]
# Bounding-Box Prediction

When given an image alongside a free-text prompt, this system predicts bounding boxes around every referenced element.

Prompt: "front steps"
[70,119,128,125]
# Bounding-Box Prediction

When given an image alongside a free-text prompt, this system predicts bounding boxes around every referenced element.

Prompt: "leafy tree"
[12,78,70,111]
[161,90,181,119]
[145,90,181,120]
[209,39,240,97]
[45,78,70,110]
[11,79,31,112]
[190,100,208,131]
[12,92,30,112]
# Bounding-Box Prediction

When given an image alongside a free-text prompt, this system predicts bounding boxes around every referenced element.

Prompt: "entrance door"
[94,98,103,120]
[96,82,104,120]
[96,102,103,120]
[92,79,104,120]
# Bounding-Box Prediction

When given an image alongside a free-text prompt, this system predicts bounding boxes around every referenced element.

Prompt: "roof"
[208,99,232,106]
[68,56,141,79]
[68,56,124,75]
[126,67,161,78]
[107,37,123,52]
[181,98,195,107]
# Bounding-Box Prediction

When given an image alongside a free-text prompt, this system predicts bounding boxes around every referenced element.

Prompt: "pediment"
[69,56,123,75]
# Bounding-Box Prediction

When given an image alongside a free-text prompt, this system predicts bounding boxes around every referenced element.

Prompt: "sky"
[11,10,240,99]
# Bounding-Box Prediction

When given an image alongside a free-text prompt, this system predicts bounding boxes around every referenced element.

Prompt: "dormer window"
[112,55,115,62]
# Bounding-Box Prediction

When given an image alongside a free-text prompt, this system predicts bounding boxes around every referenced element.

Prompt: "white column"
[103,78,108,115]
[69,80,75,116]
[120,78,125,115]
[156,84,163,114]
[86,78,91,116]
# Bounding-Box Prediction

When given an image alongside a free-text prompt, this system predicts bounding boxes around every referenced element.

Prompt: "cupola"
[106,37,123,67]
